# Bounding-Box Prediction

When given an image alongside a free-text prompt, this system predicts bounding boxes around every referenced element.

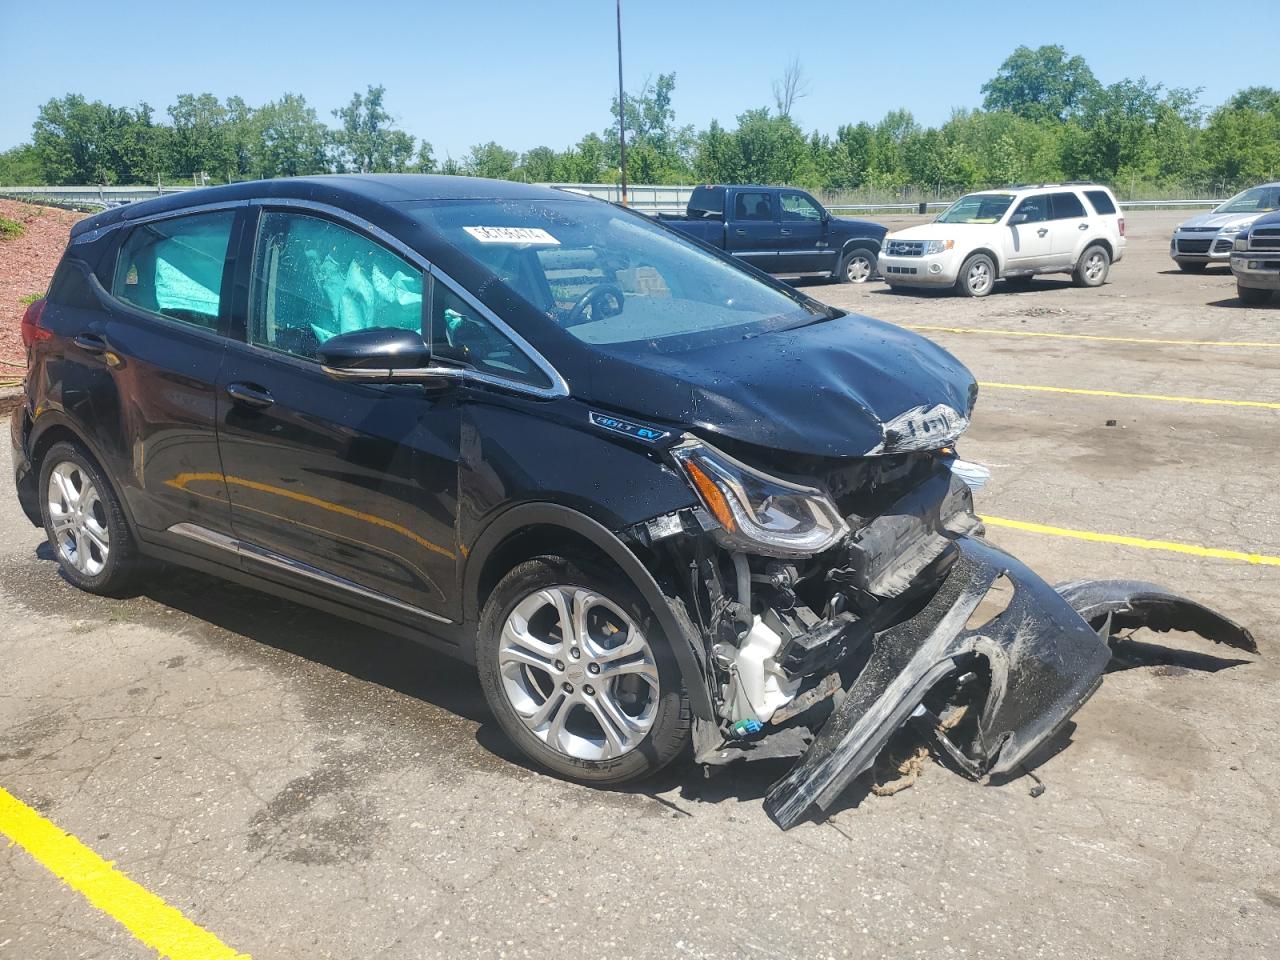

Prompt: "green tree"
[464,141,518,179]
[253,94,330,178]
[168,93,233,180]
[981,45,1100,123]
[331,85,415,173]
[0,144,42,185]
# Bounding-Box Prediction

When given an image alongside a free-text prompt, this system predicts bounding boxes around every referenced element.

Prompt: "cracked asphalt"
[2,211,1278,959]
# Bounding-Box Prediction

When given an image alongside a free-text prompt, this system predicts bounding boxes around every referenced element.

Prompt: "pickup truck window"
[734,192,775,222]
[780,192,824,221]
[409,198,818,351]
[937,193,1015,224]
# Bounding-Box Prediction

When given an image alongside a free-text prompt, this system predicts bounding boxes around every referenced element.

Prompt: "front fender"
[461,501,715,721]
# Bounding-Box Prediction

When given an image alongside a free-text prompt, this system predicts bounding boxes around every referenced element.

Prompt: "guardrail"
[1,183,1227,215]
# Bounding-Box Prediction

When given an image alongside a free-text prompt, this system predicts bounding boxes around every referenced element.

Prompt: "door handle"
[73,333,108,355]
[1078,223,1090,231]
[780,228,793,236]
[735,228,747,235]
[1037,227,1049,237]
[226,382,274,409]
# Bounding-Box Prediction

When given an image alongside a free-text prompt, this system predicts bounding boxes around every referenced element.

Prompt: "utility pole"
[616,0,628,206]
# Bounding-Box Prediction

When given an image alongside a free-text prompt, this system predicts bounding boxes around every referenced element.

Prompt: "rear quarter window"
[47,259,99,310]
[1049,192,1087,220]
[1084,190,1118,215]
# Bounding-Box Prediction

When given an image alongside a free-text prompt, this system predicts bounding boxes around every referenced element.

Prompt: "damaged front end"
[627,428,1256,831]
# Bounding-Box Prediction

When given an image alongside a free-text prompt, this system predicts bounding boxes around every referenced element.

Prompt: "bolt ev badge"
[588,411,670,443]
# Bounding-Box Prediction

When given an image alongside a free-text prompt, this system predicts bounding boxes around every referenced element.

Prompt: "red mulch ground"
[1,199,88,374]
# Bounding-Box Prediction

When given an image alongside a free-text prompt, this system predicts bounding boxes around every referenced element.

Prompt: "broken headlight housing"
[672,439,848,558]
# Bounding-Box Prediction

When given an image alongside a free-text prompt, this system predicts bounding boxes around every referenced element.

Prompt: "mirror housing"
[318,328,457,385]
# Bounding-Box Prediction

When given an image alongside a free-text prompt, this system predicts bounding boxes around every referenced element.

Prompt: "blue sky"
[2,0,1274,158]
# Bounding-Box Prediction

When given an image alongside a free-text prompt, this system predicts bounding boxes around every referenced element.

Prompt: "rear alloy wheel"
[477,557,691,784]
[837,247,876,284]
[39,441,139,595]
[955,253,995,297]
[1074,244,1111,287]
[1238,284,1272,305]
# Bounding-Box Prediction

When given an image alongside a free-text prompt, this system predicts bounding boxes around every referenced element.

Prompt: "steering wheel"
[565,283,625,327]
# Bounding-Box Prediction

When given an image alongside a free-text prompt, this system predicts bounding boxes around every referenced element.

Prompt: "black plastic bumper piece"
[764,535,1113,830]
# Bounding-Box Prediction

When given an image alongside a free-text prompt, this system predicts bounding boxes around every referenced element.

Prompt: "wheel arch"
[463,502,715,720]
[966,246,1003,274]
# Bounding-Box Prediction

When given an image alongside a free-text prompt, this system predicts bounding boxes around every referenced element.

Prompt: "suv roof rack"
[1007,182,1104,190]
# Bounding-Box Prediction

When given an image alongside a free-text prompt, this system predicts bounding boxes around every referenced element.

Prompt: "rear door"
[1047,191,1091,267]
[725,190,780,273]
[1005,194,1054,270]
[777,190,837,274]
[45,208,240,543]
[213,206,462,622]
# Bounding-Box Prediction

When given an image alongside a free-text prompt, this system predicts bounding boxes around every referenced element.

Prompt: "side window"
[428,278,549,388]
[1050,192,1087,220]
[1012,196,1049,224]
[250,211,423,361]
[48,259,99,310]
[734,192,774,222]
[113,211,235,330]
[1084,190,1117,215]
[780,192,824,222]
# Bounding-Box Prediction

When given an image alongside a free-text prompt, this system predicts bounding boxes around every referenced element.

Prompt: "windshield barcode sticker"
[463,226,560,245]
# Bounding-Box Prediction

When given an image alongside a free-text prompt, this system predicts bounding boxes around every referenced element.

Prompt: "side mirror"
[1008,213,1028,225]
[318,327,456,384]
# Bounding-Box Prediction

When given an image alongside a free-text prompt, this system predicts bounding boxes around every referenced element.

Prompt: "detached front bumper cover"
[763,535,1255,830]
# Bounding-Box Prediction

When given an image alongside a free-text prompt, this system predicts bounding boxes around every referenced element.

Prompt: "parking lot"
[1,209,1278,959]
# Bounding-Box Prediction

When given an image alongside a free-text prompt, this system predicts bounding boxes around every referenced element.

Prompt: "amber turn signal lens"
[683,459,736,533]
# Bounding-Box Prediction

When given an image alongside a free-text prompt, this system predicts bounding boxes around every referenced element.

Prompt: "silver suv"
[1171,183,1280,272]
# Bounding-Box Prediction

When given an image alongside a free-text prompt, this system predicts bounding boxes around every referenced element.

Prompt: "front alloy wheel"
[499,586,660,761]
[477,557,691,784]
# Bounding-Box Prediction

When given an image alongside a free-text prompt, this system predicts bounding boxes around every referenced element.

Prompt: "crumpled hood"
[580,314,976,457]
[1176,211,1264,231]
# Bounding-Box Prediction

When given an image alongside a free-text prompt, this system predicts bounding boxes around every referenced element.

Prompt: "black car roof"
[71,175,578,238]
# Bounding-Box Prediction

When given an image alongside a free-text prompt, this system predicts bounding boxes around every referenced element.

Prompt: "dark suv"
[12,176,1251,828]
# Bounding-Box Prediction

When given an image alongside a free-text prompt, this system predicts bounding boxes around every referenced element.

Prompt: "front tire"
[836,246,877,284]
[955,253,995,297]
[1074,244,1111,287]
[1238,284,1272,305]
[476,557,691,784]
[39,441,139,596]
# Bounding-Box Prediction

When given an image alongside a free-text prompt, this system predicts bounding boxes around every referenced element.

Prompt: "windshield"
[936,193,1015,224]
[407,198,821,350]
[1215,186,1280,214]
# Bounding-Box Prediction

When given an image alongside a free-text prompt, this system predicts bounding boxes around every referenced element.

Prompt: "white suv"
[879,184,1126,297]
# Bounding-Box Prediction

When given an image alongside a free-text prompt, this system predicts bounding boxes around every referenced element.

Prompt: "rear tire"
[476,556,691,785]
[1238,284,1272,305]
[38,441,139,596]
[1074,244,1111,287]
[1176,260,1207,273]
[955,253,995,297]
[836,246,876,284]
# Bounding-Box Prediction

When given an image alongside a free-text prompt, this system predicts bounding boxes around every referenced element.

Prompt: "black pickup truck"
[658,184,886,283]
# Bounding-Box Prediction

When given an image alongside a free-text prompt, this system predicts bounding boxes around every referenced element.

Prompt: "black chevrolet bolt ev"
[14,175,1251,828]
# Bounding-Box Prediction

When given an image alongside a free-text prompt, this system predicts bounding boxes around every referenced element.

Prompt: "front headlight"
[672,440,848,558]
[923,239,955,255]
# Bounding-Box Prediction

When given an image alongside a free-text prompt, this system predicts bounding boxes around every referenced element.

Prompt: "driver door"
[214,206,463,621]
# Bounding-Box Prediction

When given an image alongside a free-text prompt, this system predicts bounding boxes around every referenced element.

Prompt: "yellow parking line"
[0,786,250,960]
[907,324,1280,349]
[978,381,1280,410]
[982,516,1280,566]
